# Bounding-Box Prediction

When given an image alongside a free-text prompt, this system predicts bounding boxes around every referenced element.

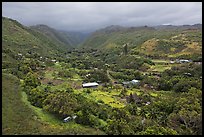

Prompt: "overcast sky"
[2,2,202,32]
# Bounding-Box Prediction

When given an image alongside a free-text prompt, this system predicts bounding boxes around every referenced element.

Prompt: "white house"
[145,102,151,105]
[131,79,140,84]
[63,115,77,123]
[176,59,192,63]
[122,79,140,87]
[72,115,77,119]
[170,61,175,64]
[63,116,71,122]
[82,82,99,88]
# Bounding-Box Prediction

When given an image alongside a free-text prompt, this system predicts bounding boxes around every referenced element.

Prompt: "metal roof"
[82,82,99,87]
[131,79,140,83]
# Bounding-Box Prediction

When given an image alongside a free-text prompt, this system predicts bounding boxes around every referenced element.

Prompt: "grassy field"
[2,73,52,135]
[149,64,171,72]
[90,90,125,108]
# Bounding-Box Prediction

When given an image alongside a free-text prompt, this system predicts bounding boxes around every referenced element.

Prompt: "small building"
[72,115,77,119]
[176,59,192,64]
[85,74,91,77]
[170,61,175,64]
[63,115,77,123]
[82,82,99,88]
[63,116,71,122]
[184,73,192,76]
[122,79,140,87]
[131,79,140,84]
[145,102,151,105]
[51,59,57,62]
[180,59,190,63]
[18,53,22,56]
[122,81,131,86]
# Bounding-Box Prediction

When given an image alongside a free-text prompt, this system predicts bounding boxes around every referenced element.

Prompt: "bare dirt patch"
[41,78,64,86]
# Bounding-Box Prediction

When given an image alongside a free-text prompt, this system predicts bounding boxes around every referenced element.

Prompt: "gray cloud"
[2,2,202,32]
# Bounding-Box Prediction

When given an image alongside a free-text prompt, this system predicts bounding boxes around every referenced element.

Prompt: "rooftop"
[82,82,99,87]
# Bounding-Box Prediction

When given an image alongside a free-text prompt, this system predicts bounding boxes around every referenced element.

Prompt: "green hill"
[80,25,156,49]
[30,24,73,47]
[80,25,202,58]
[59,31,91,47]
[2,16,72,70]
[31,25,90,47]
[2,17,72,54]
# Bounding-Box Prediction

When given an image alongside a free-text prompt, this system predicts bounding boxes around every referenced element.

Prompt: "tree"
[138,125,177,135]
[43,92,79,118]
[28,88,47,108]
[167,89,202,135]
[106,118,134,135]
[23,72,41,90]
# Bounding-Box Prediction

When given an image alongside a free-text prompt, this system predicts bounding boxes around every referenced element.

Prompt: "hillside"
[31,25,90,47]
[2,16,72,70]
[59,31,91,47]
[80,25,156,49]
[2,17,72,55]
[80,24,202,59]
[154,24,202,30]
[136,29,202,58]
[2,73,105,135]
[2,73,53,135]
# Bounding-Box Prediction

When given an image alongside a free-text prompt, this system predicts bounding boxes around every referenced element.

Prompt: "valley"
[2,16,202,135]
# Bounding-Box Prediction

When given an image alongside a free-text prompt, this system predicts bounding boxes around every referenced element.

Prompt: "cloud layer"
[2,2,202,32]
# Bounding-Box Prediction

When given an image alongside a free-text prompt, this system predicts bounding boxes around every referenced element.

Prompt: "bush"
[98,100,104,104]
[138,125,177,135]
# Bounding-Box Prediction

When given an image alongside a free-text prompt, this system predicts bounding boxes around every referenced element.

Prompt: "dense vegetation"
[2,16,202,135]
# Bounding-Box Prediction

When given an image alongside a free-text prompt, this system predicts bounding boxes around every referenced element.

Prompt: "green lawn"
[152,59,169,63]
[127,89,142,96]
[73,88,125,108]
[149,64,171,72]
[90,90,125,108]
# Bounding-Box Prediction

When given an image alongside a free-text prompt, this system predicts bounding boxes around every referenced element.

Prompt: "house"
[63,115,77,123]
[145,102,151,105]
[176,59,192,64]
[85,74,91,77]
[122,79,140,87]
[122,81,131,86]
[170,61,175,64]
[82,82,99,88]
[51,59,57,62]
[63,116,71,122]
[72,115,77,119]
[131,79,140,84]
[184,73,192,76]
[179,59,191,63]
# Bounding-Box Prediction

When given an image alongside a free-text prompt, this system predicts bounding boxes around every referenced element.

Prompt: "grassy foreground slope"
[2,73,47,135]
[2,73,105,135]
